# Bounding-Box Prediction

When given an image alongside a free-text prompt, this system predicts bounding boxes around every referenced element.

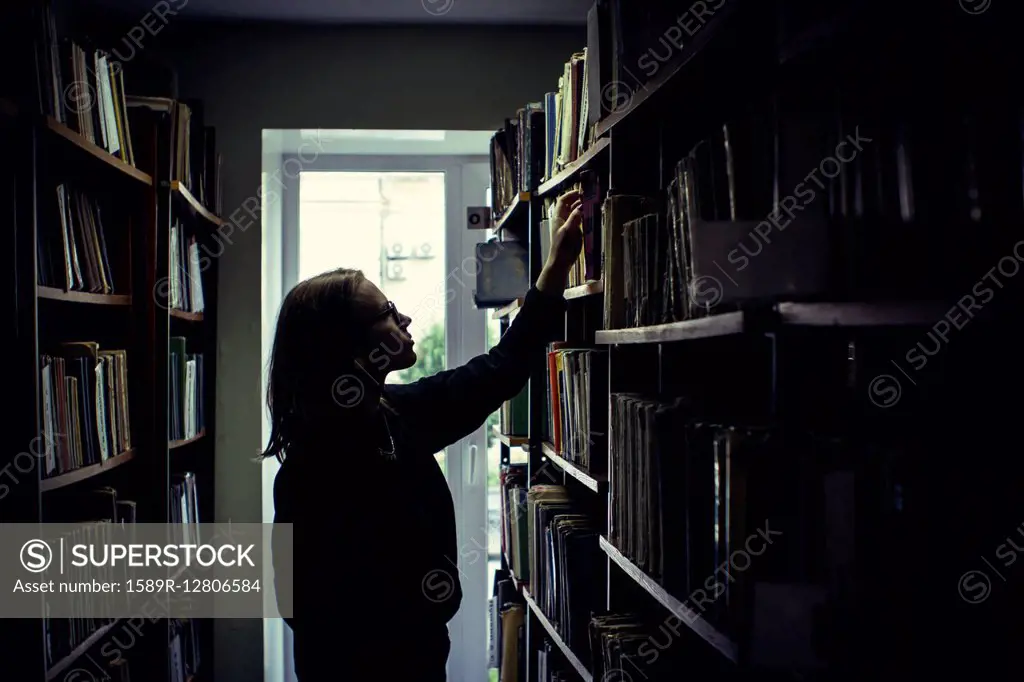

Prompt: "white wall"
[148,19,584,682]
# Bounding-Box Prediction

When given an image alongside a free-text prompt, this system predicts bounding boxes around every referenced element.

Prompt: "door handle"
[467,444,478,486]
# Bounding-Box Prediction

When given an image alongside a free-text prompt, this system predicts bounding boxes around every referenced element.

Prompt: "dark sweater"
[272,286,566,680]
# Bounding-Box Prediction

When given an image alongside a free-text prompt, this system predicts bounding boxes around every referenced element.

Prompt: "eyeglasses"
[374,301,402,325]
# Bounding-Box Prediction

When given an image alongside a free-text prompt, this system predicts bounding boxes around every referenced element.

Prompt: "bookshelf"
[484,0,1022,680]
[38,286,132,305]
[5,2,222,679]
[540,442,606,494]
[522,587,594,682]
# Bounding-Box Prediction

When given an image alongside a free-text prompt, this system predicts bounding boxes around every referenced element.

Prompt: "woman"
[266,190,583,681]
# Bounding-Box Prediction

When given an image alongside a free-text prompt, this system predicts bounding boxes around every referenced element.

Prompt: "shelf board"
[170,429,206,449]
[538,138,611,197]
[45,619,119,680]
[596,312,746,345]
[596,301,946,345]
[41,449,136,493]
[492,298,524,320]
[775,301,948,327]
[600,536,738,663]
[563,280,604,300]
[493,425,528,447]
[45,117,153,186]
[170,180,226,227]
[170,308,204,322]
[494,191,531,233]
[541,442,606,493]
[38,286,131,306]
[594,1,736,138]
[523,587,593,682]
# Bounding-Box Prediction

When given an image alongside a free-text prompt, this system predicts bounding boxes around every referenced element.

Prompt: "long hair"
[260,267,368,463]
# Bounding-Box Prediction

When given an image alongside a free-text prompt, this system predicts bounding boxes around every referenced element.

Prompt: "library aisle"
[4,0,1023,681]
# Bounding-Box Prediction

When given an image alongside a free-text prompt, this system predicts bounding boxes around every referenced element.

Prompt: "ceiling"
[93,0,591,25]
[263,129,496,155]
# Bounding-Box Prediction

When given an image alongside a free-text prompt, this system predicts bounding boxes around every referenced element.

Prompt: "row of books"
[33,0,136,166]
[528,485,605,668]
[544,344,607,475]
[41,520,120,668]
[610,394,776,637]
[488,44,601,222]
[125,95,224,217]
[169,338,205,442]
[41,485,137,670]
[589,613,694,680]
[543,48,596,183]
[170,223,206,314]
[489,568,526,681]
[38,184,122,294]
[40,344,132,478]
[500,382,529,437]
[608,394,876,650]
[489,105,544,223]
[490,571,603,682]
[600,89,1024,328]
[500,465,529,581]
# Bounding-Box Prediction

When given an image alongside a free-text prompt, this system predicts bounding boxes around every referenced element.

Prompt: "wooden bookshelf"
[563,280,603,300]
[170,180,225,228]
[492,298,523,320]
[595,312,746,345]
[537,138,611,197]
[523,587,593,682]
[595,302,948,346]
[170,308,204,322]
[38,286,131,306]
[775,301,949,327]
[44,117,154,186]
[479,3,1022,678]
[541,442,606,493]
[493,425,528,447]
[170,429,206,449]
[40,449,136,492]
[11,11,221,677]
[494,191,531,233]
[599,537,739,663]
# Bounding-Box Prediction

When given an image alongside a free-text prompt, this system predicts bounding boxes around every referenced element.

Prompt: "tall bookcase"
[3,2,222,678]
[487,0,1022,680]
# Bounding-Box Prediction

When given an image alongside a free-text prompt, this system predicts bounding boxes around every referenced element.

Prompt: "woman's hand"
[537,189,585,295]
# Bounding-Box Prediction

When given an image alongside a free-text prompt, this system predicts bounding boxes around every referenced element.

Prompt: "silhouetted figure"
[267,191,583,681]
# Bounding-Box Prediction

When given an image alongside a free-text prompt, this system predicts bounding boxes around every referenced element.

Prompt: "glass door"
[296,169,449,468]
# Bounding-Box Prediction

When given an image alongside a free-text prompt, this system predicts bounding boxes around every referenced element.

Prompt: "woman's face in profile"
[353,279,417,374]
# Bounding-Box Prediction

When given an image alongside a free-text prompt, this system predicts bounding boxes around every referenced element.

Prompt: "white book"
[186,358,196,439]
[41,362,55,475]
[94,360,109,462]
[99,55,121,156]
[189,242,205,312]
[92,52,108,150]
[170,225,180,309]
